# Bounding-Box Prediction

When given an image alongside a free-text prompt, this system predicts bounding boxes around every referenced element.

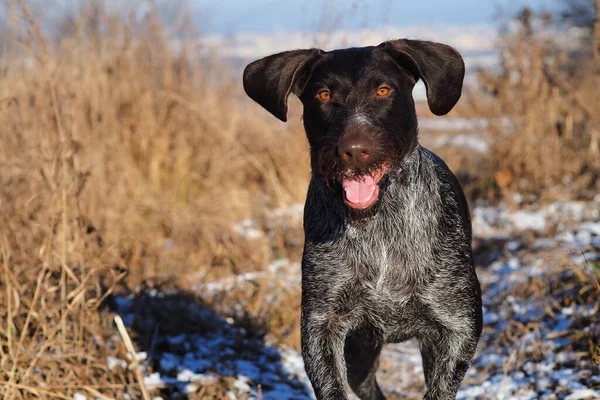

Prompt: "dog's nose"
[337,136,374,165]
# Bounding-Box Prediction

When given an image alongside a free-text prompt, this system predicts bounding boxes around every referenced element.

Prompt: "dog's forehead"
[312,46,395,83]
[325,46,375,61]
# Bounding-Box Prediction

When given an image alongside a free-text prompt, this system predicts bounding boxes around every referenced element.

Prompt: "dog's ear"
[243,49,323,122]
[379,39,465,116]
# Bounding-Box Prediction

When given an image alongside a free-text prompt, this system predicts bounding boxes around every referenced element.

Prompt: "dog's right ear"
[243,49,322,122]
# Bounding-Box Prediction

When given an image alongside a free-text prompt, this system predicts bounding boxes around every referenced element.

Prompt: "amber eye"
[317,89,331,101]
[376,86,391,97]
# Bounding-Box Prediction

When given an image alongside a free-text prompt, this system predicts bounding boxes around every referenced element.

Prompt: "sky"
[190,0,562,35]
[18,0,565,81]
[182,0,563,100]
[35,0,563,38]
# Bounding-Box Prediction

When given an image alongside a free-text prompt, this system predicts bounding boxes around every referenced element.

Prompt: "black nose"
[337,136,374,165]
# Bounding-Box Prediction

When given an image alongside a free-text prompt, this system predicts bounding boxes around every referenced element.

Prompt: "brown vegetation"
[471,2,600,200]
[0,1,598,398]
[0,2,309,397]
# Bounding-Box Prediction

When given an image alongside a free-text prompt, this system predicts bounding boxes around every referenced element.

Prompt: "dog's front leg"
[419,328,479,400]
[301,307,349,400]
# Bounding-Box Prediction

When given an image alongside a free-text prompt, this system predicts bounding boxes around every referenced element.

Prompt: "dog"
[243,39,482,400]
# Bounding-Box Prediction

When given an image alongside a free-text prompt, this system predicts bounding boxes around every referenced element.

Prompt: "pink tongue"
[342,175,377,206]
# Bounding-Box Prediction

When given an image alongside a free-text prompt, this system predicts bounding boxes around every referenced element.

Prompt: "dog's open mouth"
[341,164,387,209]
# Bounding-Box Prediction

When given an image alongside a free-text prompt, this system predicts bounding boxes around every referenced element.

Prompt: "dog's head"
[243,40,464,213]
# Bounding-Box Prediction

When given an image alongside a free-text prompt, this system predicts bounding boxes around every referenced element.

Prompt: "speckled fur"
[301,147,481,400]
[243,39,483,400]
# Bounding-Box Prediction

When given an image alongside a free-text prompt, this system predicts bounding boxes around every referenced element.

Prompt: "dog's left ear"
[243,49,323,122]
[378,39,465,116]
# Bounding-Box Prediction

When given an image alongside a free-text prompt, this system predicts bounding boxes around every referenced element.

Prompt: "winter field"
[110,194,600,400]
[1,2,599,400]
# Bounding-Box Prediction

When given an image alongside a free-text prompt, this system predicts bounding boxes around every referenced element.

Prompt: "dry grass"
[469,5,600,200]
[0,1,309,397]
[0,1,599,398]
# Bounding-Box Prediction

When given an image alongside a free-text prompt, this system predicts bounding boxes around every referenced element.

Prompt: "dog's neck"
[391,142,422,182]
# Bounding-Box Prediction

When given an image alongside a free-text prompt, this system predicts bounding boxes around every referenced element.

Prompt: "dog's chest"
[331,226,440,336]
[341,222,426,294]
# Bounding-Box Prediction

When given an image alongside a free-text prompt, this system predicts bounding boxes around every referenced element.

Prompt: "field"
[0,1,599,399]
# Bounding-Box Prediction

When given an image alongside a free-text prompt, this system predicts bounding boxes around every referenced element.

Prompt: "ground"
[104,195,600,400]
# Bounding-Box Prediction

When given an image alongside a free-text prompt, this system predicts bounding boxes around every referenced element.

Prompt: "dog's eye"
[317,89,331,101]
[376,86,391,97]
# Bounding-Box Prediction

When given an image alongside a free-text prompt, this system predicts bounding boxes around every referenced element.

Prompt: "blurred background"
[0,0,598,399]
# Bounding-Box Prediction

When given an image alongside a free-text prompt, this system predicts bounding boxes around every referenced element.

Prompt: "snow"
[113,293,313,399]
[196,258,301,298]
[431,133,490,152]
[419,117,490,132]
[565,389,600,400]
[109,198,599,399]
[510,209,548,231]
[202,271,267,294]
[106,356,127,370]
[375,199,598,398]
[205,24,500,75]
[472,200,600,236]
[233,218,265,240]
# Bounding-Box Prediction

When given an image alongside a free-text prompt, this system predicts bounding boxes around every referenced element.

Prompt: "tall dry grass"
[0,2,309,397]
[471,4,600,200]
[0,1,598,398]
